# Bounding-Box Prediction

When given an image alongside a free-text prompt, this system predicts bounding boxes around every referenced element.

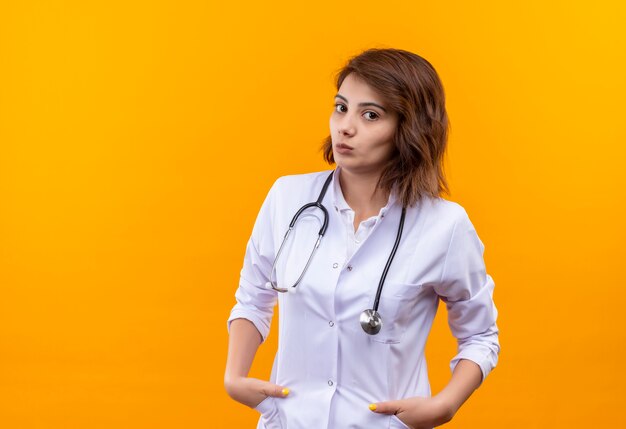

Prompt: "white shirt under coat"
[227,167,500,429]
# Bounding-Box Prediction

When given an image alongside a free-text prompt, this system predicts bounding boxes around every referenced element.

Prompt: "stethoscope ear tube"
[289,203,329,236]
[267,172,334,293]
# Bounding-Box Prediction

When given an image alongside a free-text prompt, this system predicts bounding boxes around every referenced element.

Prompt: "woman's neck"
[338,167,389,217]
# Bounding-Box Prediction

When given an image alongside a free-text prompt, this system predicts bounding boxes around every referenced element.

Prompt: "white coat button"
[328,380,334,386]
[329,321,334,327]
[332,263,339,269]
[347,265,353,271]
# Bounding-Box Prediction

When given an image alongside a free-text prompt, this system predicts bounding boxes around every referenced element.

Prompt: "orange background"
[1,1,625,427]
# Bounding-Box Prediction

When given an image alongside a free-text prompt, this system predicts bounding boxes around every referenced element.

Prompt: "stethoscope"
[265,170,407,335]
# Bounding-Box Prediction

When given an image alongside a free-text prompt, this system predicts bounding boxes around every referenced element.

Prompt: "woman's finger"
[369,400,401,415]
[256,380,290,398]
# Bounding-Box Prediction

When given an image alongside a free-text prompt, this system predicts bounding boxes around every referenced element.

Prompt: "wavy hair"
[321,48,450,207]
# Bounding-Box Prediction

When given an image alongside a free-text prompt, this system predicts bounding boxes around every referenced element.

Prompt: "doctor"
[224,48,500,429]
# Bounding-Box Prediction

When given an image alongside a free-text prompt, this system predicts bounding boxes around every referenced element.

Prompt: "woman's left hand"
[369,395,455,429]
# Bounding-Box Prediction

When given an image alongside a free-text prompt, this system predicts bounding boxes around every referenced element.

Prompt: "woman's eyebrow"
[334,94,388,113]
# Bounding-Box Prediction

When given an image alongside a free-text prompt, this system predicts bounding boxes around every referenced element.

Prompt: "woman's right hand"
[224,376,290,409]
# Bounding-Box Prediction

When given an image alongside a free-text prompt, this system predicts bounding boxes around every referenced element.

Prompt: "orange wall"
[1,1,625,427]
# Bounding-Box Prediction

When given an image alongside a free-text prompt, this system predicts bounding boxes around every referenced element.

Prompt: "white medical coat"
[227,169,500,429]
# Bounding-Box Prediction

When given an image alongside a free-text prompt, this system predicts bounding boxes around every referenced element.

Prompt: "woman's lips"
[335,143,354,154]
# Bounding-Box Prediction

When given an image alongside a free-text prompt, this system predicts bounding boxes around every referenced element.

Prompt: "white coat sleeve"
[226,178,281,343]
[433,209,500,384]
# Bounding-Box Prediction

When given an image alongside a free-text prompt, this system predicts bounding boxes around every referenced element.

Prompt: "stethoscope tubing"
[372,206,406,312]
[265,169,407,336]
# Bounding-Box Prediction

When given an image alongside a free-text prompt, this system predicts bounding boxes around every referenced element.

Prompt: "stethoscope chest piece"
[360,309,383,335]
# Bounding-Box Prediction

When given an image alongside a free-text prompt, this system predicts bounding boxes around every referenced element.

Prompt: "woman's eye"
[334,103,347,113]
[364,111,379,121]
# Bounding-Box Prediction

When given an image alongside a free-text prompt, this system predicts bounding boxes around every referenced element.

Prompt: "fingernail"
[282,388,290,396]
[369,403,377,411]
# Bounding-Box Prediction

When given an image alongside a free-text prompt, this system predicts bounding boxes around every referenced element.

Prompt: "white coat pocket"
[390,414,413,429]
[368,283,423,344]
[253,396,283,429]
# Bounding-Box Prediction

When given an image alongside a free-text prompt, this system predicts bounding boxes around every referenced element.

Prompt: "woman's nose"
[337,114,356,136]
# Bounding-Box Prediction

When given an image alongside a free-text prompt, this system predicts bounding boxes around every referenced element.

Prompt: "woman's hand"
[369,395,455,429]
[224,319,289,409]
[224,376,290,409]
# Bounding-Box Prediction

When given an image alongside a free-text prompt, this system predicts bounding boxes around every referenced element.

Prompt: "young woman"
[224,48,500,429]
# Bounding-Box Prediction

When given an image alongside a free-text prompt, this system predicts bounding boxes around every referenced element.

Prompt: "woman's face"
[330,73,398,176]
